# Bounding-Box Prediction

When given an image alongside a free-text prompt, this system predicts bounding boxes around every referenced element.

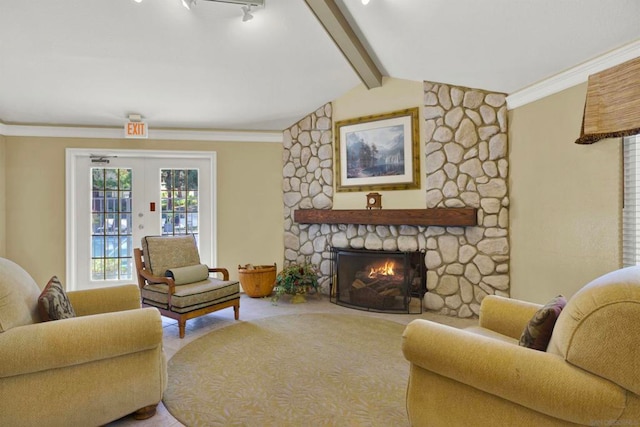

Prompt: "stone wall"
[282,104,335,291]
[282,81,509,317]
[422,82,509,317]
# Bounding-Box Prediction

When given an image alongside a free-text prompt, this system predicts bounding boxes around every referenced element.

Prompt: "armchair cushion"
[142,279,239,313]
[165,264,210,285]
[0,258,41,333]
[38,276,76,322]
[518,295,566,351]
[142,235,201,276]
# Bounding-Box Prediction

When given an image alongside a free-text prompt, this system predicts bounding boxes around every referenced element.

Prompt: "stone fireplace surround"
[282,81,509,318]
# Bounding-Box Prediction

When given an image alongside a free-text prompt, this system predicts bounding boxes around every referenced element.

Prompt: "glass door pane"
[90,168,133,280]
[161,168,199,243]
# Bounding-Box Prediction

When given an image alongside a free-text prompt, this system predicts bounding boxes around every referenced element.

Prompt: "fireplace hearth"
[330,247,426,314]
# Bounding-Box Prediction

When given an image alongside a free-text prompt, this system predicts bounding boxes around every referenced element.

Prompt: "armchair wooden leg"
[234,303,239,320]
[133,404,158,420]
[178,320,186,339]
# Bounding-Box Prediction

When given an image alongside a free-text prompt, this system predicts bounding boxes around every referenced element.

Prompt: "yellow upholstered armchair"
[0,257,166,427]
[134,234,240,338]
[402,266,640,427]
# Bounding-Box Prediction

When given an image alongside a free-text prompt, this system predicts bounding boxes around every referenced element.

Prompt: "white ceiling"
[1,0,639,132]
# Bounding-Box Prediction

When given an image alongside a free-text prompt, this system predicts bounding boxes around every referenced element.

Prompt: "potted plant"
[272,261,319,303]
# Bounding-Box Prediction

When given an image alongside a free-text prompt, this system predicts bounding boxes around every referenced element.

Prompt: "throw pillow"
[38,276,76,322]
[519,295,566,351]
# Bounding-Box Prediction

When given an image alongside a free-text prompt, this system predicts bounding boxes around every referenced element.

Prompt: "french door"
[66,149,215,290]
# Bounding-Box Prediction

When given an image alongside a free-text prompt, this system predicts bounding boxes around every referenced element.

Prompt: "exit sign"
[125,121,148,139]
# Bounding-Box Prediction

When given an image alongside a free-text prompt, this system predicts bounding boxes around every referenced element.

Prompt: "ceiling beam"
[304,0,383,89]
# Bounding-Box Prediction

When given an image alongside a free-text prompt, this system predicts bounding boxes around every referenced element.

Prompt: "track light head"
[241,5,254,22]
[181,0,197,10]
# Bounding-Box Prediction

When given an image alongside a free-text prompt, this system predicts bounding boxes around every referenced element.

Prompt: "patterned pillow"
[38,276,76,322]
[519,295,566,351]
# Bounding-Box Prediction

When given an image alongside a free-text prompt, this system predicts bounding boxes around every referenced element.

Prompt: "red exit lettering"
[127,123,144,135]
[125,121,148,138]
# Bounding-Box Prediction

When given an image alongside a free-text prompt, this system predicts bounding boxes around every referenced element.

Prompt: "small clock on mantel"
[366,192,382,210]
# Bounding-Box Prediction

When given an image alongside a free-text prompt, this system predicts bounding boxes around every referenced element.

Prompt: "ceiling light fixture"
[184,0,264,9]
[362,0,370,4]
[183,0,265,20]
[241,5,254,22]
[205,0,264,6]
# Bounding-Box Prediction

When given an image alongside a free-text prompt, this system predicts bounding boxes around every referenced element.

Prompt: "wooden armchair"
[134,235,240,338]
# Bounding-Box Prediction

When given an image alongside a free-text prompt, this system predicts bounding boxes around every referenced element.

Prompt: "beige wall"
[332,77,426,209]
[3,136,283,287]
[509,82,621,303]
[0,134,5,257]
[1,78,624,302]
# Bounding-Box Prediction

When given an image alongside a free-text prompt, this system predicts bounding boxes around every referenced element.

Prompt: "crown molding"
[0,123,283,143]
[507,39,640,110]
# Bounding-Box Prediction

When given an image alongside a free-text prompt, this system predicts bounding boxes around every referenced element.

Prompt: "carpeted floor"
[163,313,410,427]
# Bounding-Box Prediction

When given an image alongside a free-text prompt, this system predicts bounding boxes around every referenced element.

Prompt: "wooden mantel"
[293,208,477,227]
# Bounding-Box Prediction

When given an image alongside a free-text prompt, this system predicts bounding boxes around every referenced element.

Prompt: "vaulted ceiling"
[1,0,639,132]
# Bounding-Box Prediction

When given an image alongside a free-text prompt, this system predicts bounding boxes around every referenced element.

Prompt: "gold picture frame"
[335,107,420,192]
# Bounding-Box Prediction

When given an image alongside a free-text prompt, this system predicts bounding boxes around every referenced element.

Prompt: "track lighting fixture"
[206,0,264,6]
[183,0,264,20]
[132,0,264,21]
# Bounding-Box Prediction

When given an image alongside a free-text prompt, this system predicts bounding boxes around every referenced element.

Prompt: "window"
[623,135,640,266]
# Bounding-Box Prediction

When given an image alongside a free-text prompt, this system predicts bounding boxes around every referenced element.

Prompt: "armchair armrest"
[209,267,229,280]
[67,284,141,316]
[0,307,163,379]
[402,319,626,425]
[478,295,541,339]
[138,267,177,292]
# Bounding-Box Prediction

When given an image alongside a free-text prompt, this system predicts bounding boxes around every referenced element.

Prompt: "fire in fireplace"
[330,247,426,314]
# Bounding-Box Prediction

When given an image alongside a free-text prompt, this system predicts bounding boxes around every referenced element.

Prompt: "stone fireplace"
[330,247,426,314]
[282,81,509,318]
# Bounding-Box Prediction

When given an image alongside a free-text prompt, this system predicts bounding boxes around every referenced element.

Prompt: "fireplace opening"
[330,247,426,314]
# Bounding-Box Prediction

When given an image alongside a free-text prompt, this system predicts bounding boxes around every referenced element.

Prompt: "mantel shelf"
[293,208,477,227]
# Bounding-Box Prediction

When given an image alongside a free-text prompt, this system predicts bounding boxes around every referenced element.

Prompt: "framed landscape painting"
[335,107,420,192]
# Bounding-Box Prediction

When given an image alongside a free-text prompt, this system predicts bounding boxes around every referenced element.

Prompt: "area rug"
[163,313,410,427]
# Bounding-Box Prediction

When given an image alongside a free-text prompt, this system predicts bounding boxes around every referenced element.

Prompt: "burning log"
[380,287,401,297]
[349,286,396,309]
